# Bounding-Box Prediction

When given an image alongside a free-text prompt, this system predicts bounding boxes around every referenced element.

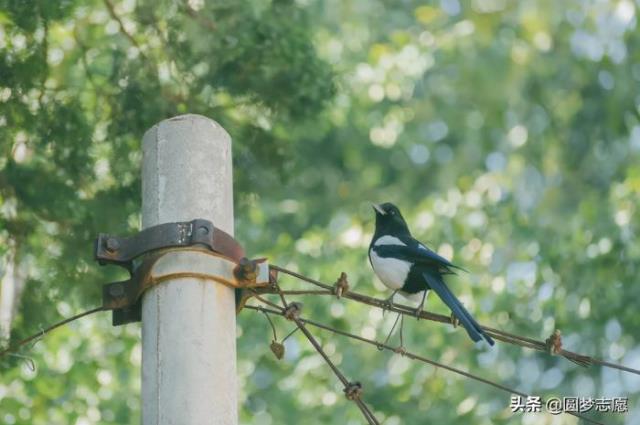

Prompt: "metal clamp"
[95,219,265,325]
[95,219,245,270]
[102,249,270,325]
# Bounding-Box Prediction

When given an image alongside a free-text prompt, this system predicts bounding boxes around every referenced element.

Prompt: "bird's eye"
[390,210,395,215]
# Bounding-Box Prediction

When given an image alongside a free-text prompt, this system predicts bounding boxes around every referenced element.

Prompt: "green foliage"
[1,0,639,424]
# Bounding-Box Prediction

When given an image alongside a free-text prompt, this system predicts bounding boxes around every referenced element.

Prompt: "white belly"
[369,250,411,290]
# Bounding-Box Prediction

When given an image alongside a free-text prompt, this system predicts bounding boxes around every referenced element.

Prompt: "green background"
[0,0,639,424]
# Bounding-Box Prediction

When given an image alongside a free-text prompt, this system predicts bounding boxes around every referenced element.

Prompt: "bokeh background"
[1,0,639,424]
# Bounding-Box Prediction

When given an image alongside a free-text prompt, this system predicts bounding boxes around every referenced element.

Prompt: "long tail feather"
[422,270,494,346]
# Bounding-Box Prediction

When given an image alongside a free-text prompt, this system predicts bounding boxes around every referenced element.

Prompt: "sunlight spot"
[615,0,635,27]
[130,343,141,366]
[506,261,537,286]
[340,225,363,248]
[0,87,11,102]
[409,144,429,164]
[330,302,345,318]
[508,125,528,147]
[369,307,383,323]
[355,63,375,82]
[322,392,337,406]
[419,31,435,46]
[533,32,552,52]
[538,282,554,301]
[598,70,614,90]
[97,370,112,386]
[605,319,622,341]
[465,190,482,207]
[609,343,625,360]
[48,48,64,66]
[369,126,398,147]
[415,211,434,230]
[368,84,385,102]
[615,209,630,226]
[127,46,139,59]
[425,120,449,142]
[388,355,410,376]
[598,237,612,254]
[457,396,476,415]
[586,243,599,258]
[12,140,29,164]
[87,407,100,422]
[280,199,299,214]
[361,326,376,340]
[468,238,482,252]
[479,243,494,265]
[105,20,119,35]
[466,211,486,227]
[11,34,26,51]
[454,20,474,37]
[188,0,205,11]
[324,343,336,356]
[437,243,453,261]
[385,83,402,100]
[578,298,591,318]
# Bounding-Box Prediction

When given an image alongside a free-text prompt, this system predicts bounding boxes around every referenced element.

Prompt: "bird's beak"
[371,203,386,215]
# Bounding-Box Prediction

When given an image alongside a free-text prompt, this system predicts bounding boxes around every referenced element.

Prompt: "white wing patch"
[373,235,406,247]
[369,250,410,290]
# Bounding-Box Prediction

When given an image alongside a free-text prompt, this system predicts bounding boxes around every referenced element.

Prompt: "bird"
[368,202,494,346]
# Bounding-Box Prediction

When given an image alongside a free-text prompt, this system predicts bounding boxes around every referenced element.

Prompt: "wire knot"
[450,312,460,328]
[344,381,363,400]
[334,272,349,298]
[284,302,303,321]
[394,346,407,356]
[545,329,562,355]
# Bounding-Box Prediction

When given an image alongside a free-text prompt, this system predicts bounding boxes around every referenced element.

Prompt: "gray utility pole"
[141,114,237,424]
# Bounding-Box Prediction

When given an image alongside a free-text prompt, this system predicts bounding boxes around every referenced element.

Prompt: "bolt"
[239,257,256,272]
[235,257,258,284]
[109,283,124,298]
[197,225,209,235]
[104,237,120,253]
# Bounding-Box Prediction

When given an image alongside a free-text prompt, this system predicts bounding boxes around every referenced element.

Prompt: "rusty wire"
[246,303,606,425]
[249,288,381,424]
[0,306,105,359]
[269,265,640,375]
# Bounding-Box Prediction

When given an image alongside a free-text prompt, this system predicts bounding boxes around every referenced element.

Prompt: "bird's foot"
[382,293,396,316]
[382,300,392,314]
[415,291,428,321]
[450,312,460,328]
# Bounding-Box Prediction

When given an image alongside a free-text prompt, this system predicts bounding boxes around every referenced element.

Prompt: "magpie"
[368,202,494,346]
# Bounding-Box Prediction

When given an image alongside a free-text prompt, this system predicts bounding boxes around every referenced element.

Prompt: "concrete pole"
[141,114,237,424]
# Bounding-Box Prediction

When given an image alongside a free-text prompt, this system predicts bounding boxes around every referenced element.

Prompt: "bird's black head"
[372,202,411,237]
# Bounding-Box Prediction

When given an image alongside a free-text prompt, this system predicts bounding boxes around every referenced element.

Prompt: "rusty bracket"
[95,219,245,271]
[102,248,270,326]
[95,219,266,325]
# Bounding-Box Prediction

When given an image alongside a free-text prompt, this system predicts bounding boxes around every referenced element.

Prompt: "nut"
[104,237,120,253]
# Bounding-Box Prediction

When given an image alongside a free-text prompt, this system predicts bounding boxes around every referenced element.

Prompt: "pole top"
[143,114,231,145]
